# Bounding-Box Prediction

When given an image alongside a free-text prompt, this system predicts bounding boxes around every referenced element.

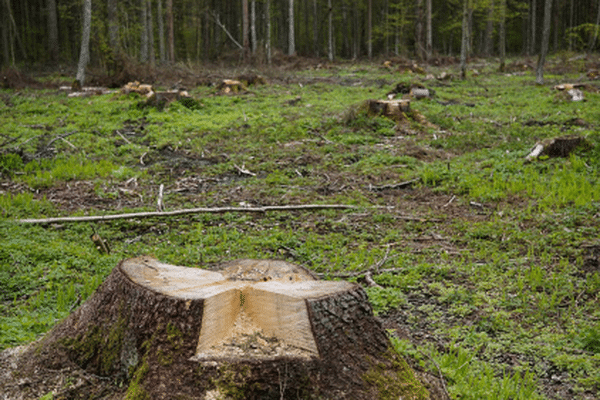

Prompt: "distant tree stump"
[12,257,429,400]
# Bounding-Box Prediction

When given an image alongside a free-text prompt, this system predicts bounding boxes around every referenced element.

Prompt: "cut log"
[526,135,590,162]
[4,257,429,400]
[367,99,411,119]
[217,79,247,94]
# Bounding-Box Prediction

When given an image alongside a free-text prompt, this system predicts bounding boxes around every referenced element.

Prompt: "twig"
[443,195,456,208]
[116,130,133,145]
[17,204,360,224]
[234,164,256,176]
[418,349,452,400]
[368,178,421,191]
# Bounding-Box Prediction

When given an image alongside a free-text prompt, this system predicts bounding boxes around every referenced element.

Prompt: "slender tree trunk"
[460,0,469,79]
[107,0,119,51]
[367,0,373,59]
[242,0,250,58]
[426,0,432,59]
[140,0,148,62]
[328,0,334,60]
[499,0,506,71]
[536,0,552,84]
[2,7,10,66]
[568,0,573,51]
[588,0,600,53]
[288,0,295,55]
[530,0,537,54]
[484,0,494,56]
[166,0,174,62]
[3,0,26,60]
[157,0,165,62]
[47,0,59,62]
[251,0,256,54]
[76,0,92,86]
[313,0,318,56]
[147,0,155,65]
[266,0,272,64]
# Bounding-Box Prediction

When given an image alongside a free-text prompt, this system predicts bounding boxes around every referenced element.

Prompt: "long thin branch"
[17,204,359,224]
[209,11,243,50]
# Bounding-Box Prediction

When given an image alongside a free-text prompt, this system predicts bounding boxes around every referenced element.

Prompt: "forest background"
[2,0,600,73]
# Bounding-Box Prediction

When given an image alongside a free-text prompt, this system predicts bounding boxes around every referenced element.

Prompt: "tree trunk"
[288,0,295,55]
[75,0,92,86]
[107,0,119,52]
[484,0,494,56]
[536,0,552,84]
[147,0,156,65]
[328,0,334,61]
[166,0,174,62]
[251,0,257,54]
[266,0,272,64]
[140,0,148,62]
[46,0,59,62]
[426,0,432,59]
[460,0,469,80]
[530,0,537,54]
[499,0,507,71]
[368,0,373,59]
[157,0,165,62]
[588,0,600,53]
[414,0,424,59]
[242,0,250,58]
[9,257,429,400]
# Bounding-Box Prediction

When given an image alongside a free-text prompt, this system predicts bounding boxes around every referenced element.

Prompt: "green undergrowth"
[1,58,600,399]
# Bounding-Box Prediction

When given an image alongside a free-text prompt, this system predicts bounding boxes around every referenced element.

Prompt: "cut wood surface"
[3,257,429,399]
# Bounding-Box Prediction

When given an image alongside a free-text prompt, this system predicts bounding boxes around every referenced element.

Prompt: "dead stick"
[17,204,360,224]
[418,349,452,400]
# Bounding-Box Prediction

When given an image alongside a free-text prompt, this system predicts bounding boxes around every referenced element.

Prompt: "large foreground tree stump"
[8,257,429,400]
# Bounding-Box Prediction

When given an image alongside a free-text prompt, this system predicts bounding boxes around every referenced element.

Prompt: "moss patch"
[363,349,429,400]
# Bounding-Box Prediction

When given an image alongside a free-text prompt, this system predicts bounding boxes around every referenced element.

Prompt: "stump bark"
[9,257,429,400]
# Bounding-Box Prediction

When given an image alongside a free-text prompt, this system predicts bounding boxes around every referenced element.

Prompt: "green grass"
[1,57,600,399]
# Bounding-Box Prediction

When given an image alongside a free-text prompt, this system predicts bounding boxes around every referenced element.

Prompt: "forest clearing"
[0,54,599,399]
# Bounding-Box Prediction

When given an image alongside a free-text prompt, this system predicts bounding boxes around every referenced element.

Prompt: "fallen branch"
[17,204,360,224]
[368,178,421,191]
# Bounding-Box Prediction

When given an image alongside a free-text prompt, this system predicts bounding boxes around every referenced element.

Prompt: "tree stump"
[10,257,429,400]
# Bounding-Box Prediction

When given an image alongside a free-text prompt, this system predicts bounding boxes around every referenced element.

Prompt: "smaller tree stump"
[9,257,429,400]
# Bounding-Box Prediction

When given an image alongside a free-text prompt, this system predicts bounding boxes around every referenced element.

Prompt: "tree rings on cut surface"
[5,257,429,400]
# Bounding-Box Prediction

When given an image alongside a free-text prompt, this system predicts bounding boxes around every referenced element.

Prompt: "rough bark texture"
[75,0,92,86]
[4,257,429,400]
[535,0,552,84]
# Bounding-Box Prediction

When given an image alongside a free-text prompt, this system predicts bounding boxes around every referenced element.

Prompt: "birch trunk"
[76,0,92,86]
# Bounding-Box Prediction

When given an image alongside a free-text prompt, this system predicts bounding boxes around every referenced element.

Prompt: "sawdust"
[193,309,315,360]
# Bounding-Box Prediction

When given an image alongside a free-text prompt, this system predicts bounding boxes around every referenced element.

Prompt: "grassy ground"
[1,56,600,399]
